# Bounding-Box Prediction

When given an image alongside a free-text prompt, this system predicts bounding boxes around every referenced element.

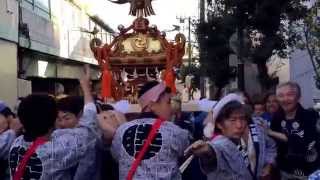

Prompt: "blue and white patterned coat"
[111,117,189,180]
[203,122,277,180]
[0,130,16,159]
[9,103,97,180]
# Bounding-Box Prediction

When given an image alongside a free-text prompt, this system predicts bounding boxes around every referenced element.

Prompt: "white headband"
[138,83,166,110]
[203,93,244,139]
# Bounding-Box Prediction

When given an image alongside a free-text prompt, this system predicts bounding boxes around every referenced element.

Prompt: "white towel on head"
[0,101,7,112]
[113,100,130,114]
[198,99,217,112]
[203,93,244,139]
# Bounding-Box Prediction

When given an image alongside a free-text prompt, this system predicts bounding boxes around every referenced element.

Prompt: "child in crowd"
[251,96,287,145]
[253,100,266,117]
[252,97,272,127]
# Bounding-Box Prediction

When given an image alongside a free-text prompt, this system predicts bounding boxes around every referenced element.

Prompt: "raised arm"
[189,140,217,173]
[51,65,98,169]
[78,64,96,128]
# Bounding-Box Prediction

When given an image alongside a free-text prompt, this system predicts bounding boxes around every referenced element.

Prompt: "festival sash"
[237,123,260,180]
[13,137,48,180]
[126,118,165,180]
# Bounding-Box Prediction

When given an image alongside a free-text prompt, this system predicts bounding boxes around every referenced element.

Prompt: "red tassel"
[101,69,112,98]
[164,70,176,94]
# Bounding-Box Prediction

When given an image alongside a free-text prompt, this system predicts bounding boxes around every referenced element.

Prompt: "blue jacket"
[9,103,97,180]
[202,121,277,180]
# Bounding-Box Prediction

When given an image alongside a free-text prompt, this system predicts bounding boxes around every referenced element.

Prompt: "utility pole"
[199,0,206,98]
[200,0,205,23]
[237,28,245,91]
[236,4,245,91]
[177,15,193,100]
[187,17,193,100]
[188,17,192,73]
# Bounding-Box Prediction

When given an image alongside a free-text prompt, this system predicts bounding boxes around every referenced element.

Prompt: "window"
[25,0,33,4]
[35,0,50,12]
[24,0,51,18]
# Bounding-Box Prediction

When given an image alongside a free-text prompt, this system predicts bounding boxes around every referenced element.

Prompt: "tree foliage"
[298,3,320,87]
[197,0,312,91]
[197,14,236,97]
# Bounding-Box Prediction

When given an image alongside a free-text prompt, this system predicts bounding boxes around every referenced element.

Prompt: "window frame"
[24,0,51,19]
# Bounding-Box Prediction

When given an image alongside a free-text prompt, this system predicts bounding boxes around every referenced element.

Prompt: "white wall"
[268,50,320,108]
[0,0,19,42]
[244,62,262,97]
[289,49,320,108]
[0,0,19,108]
[17,79,31,99]
[19,0,105,65]
[0,40,18,108]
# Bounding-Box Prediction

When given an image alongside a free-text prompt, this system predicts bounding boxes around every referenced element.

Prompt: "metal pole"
[67,30,70,57]
[188,17,192,73]
[237,27,245,91]
[199,0,205,98]
[188,17,193,100]
[199,0,205,24]
[236,4,245,91]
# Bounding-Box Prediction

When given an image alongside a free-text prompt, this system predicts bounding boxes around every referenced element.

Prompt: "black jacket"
[271,104,320,176]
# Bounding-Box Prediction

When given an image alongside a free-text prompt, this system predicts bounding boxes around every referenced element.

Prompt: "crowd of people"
[0,65,319,180]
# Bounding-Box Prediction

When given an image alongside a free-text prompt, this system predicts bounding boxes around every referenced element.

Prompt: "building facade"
[269,49,320,108]
[0,0,113,107]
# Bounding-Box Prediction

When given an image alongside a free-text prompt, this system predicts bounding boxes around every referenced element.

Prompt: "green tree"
[197,0,311,96]
[296,3,320,88]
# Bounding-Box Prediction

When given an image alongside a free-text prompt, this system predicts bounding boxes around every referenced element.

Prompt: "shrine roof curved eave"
[109,55,166,65]
[109,54,166,60]
[110,64,166,68]
[110,63,166,67]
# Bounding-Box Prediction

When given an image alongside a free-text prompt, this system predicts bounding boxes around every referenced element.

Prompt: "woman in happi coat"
[189,93,277,180]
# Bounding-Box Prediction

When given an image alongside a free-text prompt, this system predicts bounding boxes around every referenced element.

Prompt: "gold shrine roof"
[110,33,167,66]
